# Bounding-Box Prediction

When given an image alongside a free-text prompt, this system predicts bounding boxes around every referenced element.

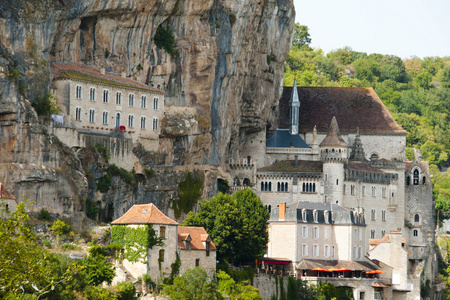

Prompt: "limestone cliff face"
[0,0,293,220]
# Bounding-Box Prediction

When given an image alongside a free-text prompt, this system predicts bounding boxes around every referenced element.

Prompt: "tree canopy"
[183,189,269,264]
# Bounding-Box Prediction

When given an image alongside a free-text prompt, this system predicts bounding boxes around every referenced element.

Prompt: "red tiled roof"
[111,203,178,225]
[278,87,407,135]
[0,183,16,200]
[51,63,164,94]
[178,226,216,250]
[319,117,347,147]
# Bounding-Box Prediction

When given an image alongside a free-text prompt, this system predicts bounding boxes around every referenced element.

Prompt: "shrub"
[154,25,177,55]
[32,93,59,117]
[115,281,137,300]
[61,243,81,251]
[50,219,71,236]
[95,144,110,161]
[86,199,99,220]
[37,208,51,220]
[43,239,52,248]
[144,168,156,178]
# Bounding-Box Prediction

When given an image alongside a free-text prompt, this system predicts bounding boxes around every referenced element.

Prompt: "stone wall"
[179,249,216,278]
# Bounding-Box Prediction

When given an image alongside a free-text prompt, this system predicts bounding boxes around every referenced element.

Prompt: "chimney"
[294,155,298,168]
[100,68,105,75]
[279,203,286,220]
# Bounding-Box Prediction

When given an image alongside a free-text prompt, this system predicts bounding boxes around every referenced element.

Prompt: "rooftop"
[258,160,322,173]
[266,129,310,148]
[111,203,178,225]
[347,162,385,173]
[177,226,217,250]
[0,183,16,200]
[369,234,406,246]
[278,87,407,135]
[51,63,164,94]
[297,259,378,272]
[319,117,347,148]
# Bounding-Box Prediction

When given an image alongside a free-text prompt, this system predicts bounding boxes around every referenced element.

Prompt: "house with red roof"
[111,203,216,283]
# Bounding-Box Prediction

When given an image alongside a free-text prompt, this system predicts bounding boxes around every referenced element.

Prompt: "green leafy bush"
[32,93,59,117]
[50,219,71,236]
[115,281,137,300]
[154,25,177,55]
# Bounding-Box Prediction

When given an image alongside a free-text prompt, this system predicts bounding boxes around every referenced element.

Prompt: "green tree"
[184,189,269,264]
[216,270,261,300]
[50,219,71,235]
[163,267,222,300]
[292,23,311,49]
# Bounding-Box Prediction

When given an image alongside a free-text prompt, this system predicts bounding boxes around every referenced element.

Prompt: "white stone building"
[111,203,216,283]
[49,63,165,169]
[231,81,436,299]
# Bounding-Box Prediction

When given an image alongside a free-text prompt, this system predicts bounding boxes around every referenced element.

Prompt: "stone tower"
[349,127,367,161]
[289,79,300,135]
[320,117,348,204]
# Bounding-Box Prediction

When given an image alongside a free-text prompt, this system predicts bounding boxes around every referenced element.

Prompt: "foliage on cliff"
[183,189,269,264]
[172,170,204,219]
[285,23,450,215]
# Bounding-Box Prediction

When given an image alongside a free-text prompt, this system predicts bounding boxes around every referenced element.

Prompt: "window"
[141,116,146,129]
[159,249,165,262]
[154,97,159,110]
[313,245,319,257]
[382,210,386,222]
[141,95,147,108]
[360,228,363,241]
[351,185,355,195]
[102,111,108,124]
[413,169,419,185]
[325,227,329,239]
[128,94,134,106]
[89,109,95,123]
[381,230,386,237]
[75,107,81,121]
[278,182,281,191]
[371,209,376,221]
[195,259,200,267]
[343,184,346,194]
[153,118,158,130]
[76,85,82,99]
[358,246,362,259]
[128,115,134,128]
[360,292,365,300]
[414,214,420,222]
[413,230,418,237]
[313,210,318,223]
[269,182,272,191]
[324,245,329,257]
[372,187,376,197]
[382,188,386,198]
[313,227,319,239]
[206,242,210,257]
[423,176,426,185]
[331,246,335,257]
[302,244,308,256]
[354,228,358,241]
[362,186,365,196]
[302,226,308,238]
[354,247,357,259]
[89,87,96,101]
[370,230,375,239]
[336,179,339,185]
[324,211,329,224]
[406,176,411,185]
[160,226,166,238]
[302,209,307,222]
[116,91,122,105]
[103,89,109,103]
[116,113,121,128]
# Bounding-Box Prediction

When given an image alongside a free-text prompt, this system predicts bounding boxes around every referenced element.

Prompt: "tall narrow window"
[313,227,319,239]
[102,111,108,124]
[269,182,272,191]
[206,242,210,257]
[285,182,288,192]
[159,249,165,262]
[160,226,166,238]
[154,97,159,110]
[141,95,147,108]
[302,226,308,238]
[278,182,281,191]
[382,210,386,221]
[371,209,376,221]
[153,118,158,130]
[414,214,420,223]
[116,113,121,128]
[103,89,109,103]
[313,245,319,257]
[89,109,95,123]
[128,115,134,128]
[89,88,96,101]
[141,116,146,129]
[413,230,418,237]
[302,244,308,256]
[116,91,122,105]
[76,85,82,99]
[370,230,375,239]
[413,169,419,185]
[128,94,134,107]
[313,210,318,223]
[75,107,81,121]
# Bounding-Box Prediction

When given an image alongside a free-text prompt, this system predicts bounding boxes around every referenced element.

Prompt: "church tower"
[320,117,348,204]
[289,80,300,135]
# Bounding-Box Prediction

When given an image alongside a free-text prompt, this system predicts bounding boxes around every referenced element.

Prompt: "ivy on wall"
[111,224,163,263]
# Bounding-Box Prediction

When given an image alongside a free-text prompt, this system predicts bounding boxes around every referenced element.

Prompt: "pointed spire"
[289,80,300,135]
[319,117,347,148]
[350,127,367,161]
[312,125,317,145]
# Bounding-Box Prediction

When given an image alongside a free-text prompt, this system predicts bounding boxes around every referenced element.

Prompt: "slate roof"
[0,183,16,200]
[278,87,407,135]
[51,63,164,94]
[266,129,309,148]
[111,203,178,225]
[258,160,322,173]
[348,162,385,173]
[177,226,217,250]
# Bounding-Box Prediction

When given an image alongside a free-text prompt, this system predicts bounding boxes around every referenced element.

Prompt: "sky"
[293,0,450,59]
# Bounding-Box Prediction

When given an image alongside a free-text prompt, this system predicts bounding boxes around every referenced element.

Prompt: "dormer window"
[302,209,307,222]
[313,210,318,223]
[324,210,329,223]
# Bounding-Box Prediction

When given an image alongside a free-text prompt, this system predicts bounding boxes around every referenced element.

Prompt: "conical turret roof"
[290,79,299,103]
[319,117,347,148]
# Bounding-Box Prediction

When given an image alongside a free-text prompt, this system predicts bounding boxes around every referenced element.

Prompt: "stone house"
[49,63,165,168]
[230,81,436,299]
[111,203,216,282]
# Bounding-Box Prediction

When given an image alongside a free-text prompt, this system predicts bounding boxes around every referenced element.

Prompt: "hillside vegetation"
[285,24,450,219]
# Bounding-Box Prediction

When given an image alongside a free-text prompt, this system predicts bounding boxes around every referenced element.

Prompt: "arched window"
[264,182,268,191]
[116,113,121,128]
[414,214,420,222]
[413,169,419,185]
[261,182,264,191]
[278,182,281,191]
[247,156,251,165]
[309,183,312,192]
[281,182,284,192]
[302,209,307,222]
[268,205,271,213]
[406,176,411,185]
[313,183,316,192]
[413,230,418,237]
[268,182,272,191]
[423,176,426,185]
[285,182,288,192]
[302,182,305,192]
